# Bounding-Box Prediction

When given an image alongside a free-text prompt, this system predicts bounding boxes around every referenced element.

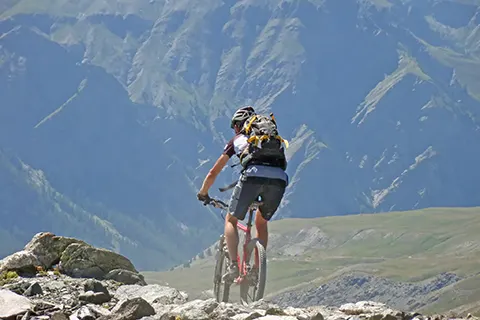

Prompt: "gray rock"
[30,316,51,320]
[255,316,297,319]
[282,306,326,320]
[106,297,155,320]
[264,305,288,316]
[24,282,43,297]
[160,298,219,320]
[149,304,176,318]
[51,311,69,320]
[339,301,401,317]
[60,243,137,279]
[105,269,147,285]
[24,232,86,269]
[209,302,253,319]
[114,284,188,305]
[20,310,33,320]
[0,250,40,275]
[251,300,282,310]
[32,300,58,311]
[305,313,324,320]
[3,281,31,295]
[0,289,33,319]
[83,279,109,294]
[231,311,264,320]
[42,280,67,292]
[78,291,111,304]
[70,306,96,320]
[85,304,112,317]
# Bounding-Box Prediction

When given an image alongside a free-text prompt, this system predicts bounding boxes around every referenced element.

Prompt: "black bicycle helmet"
[230,106,256,129]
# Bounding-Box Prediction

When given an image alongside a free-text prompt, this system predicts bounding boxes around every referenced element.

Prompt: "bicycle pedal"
[233,276,243,284]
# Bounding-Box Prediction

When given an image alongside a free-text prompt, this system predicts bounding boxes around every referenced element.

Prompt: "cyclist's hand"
[197,192,211,205]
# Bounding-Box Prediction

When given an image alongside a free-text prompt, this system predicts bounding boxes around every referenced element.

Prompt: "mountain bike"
[206,182,267,305]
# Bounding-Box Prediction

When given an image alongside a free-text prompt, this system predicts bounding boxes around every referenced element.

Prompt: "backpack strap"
[247,135,260,146]
[276,135,289,148]
[270,113,277,126]
[246,134,289,149]
[243,115,257,134]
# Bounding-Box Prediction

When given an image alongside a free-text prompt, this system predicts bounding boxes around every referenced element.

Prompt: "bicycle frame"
[212,200,262,284]
[236,206,255,284]
[207,179,270,304]
[208,183,262,286]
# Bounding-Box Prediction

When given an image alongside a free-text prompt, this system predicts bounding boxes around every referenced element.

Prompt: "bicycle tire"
[240,238,267,304]
[213,235,231,302]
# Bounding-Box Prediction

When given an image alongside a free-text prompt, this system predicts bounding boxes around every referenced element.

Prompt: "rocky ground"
[1,233,478,320]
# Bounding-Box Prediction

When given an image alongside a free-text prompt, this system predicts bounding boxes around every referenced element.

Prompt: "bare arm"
[198,153,230,196]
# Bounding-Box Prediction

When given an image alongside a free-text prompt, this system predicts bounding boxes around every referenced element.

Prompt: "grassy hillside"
[143,206,480,315]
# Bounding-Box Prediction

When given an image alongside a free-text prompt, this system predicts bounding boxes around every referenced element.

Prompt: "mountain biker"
[197,105,289,281]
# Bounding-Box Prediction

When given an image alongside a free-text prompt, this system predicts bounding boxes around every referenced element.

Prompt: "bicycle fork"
[234,240,249,284]
[235,208,255,284]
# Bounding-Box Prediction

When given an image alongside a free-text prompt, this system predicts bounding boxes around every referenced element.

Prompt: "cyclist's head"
[230,106,255,131]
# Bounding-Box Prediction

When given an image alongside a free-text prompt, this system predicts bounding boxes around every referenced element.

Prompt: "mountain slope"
[0,24,225,270]
[0,149,135,257]
[0,147,210,270]
[1,0,479,269]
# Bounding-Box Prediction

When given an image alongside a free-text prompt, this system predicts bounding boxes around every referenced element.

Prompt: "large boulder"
[103,297,155,320]
[0,250,40,275]
[339,301,402,316]
[0,232,85,274]
[60,243,137,279]
[0,288,33,319]
[339,301,405,320]
[161,299,219,320]
[1,232,142,282]
[105,269,147,285]
[114,284,188,305]
[24,232,86,267]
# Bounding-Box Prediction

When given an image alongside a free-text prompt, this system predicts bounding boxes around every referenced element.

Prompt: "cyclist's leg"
[255,210,269,249]
[224,177,261,278]
[256,178,287,249]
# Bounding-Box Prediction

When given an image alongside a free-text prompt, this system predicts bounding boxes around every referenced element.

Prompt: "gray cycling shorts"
[228,176,287,221]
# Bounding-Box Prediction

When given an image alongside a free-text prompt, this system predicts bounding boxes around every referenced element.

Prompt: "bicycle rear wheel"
[240,238,267,304]
[213,234,231,302]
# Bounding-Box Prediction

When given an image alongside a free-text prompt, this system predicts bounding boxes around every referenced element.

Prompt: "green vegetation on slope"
[144,206,480,314]
[420,275,480,316]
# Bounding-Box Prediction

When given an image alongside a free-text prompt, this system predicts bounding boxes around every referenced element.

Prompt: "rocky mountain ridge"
[0,233,477,320]
[1,0,480,270]
[270,272,466,312]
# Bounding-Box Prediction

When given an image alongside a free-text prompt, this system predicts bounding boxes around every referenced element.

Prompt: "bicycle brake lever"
[218,200,228,208]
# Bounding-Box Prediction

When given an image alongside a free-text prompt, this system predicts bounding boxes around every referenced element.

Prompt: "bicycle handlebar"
[207,198,229,210]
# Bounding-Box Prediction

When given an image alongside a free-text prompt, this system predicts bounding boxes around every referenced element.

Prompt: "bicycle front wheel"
[213,234,231,302]
[240,238,267,304]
